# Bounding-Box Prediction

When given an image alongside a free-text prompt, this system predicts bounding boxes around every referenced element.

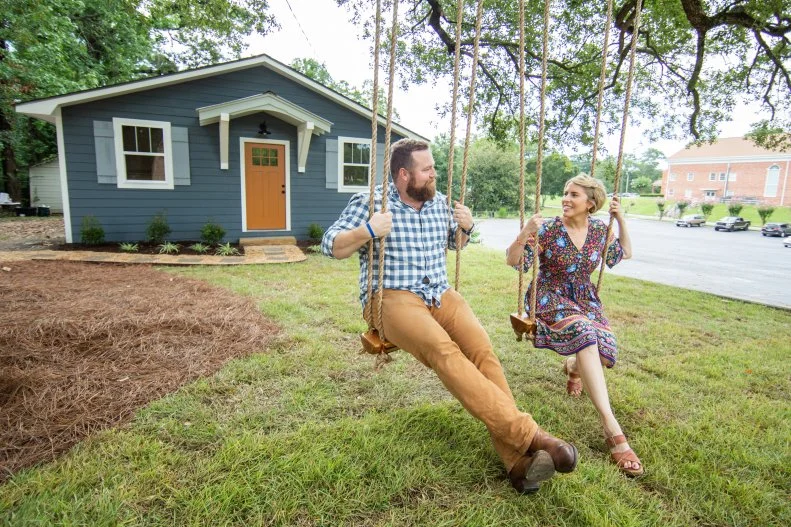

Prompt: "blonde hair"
[565,174,606,213]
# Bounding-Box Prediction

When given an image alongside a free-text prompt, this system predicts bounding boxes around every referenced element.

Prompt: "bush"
[158,242,180,254]
[727,201,744,216]
[700,203,714,219]
[80,216,105,245]
[200,221,226,245]
[119,242,139,253]
[656,199,666,221]
[188,242,210,254]
[215,242,240,256]
[146,213,171,244]
[676,199,690,216]
[495,207,509,219]
[308,223,324,240]
[756,205,775,225]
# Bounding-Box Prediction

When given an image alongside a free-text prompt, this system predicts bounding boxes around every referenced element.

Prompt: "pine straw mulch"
[0,260,279,482]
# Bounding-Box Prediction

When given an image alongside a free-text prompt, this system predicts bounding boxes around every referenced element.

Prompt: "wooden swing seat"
[360,329,399,355]
[510,313,537,342]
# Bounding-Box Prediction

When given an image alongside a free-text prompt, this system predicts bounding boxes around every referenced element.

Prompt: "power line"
[283,0,321,60]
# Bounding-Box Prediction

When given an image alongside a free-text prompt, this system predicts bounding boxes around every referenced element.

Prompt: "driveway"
[476,215,791,309]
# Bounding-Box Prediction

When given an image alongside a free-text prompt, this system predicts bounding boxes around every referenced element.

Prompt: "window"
[668,188,675,196]
[669,172,677,182]
[337,137,372,192]
[251,146,279,166]
[709,172,716,181]
[718,172,726,181]
[704,190,716,199]
[113,118,173,189]
[725,190,734,197]
[687,172,694,181]
[728,172,737,182]
[765,165,780,197]
[684,189,692,198]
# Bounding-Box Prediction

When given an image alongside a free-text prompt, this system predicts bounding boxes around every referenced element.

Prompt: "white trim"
[668,154,791,165]
[54,109,72,243]
[337,136,372,193]
[782,160,789,206]
[764,164,780,198]
[112,118,174,189]
[15,54,426,141]
[219,113,230,170]
[239,137,291,233]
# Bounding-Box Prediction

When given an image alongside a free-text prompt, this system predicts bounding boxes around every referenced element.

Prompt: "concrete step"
[239,236,297,247]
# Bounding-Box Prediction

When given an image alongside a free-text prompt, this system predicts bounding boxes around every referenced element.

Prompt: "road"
[475,215,791,309]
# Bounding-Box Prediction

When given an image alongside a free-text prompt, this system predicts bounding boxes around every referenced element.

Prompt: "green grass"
[541,196,791,224]
[2,248,789,526]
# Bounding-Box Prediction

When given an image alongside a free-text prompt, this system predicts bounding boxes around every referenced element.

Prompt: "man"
[321,138,577,494]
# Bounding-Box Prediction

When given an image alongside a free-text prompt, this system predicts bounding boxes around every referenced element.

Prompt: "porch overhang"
[197,92,332,172]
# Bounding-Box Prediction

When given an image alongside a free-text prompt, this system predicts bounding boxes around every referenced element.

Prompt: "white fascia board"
[198,92,332,134]
[669,154,791,164]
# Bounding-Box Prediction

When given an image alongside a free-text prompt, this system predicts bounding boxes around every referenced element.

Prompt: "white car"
[784,238,791,248]
[676,214,706,227]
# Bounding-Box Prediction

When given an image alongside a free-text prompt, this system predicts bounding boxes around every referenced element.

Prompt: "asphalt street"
[475,214,791,309]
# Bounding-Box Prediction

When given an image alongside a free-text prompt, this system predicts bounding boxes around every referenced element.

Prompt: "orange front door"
[245,142,286,230]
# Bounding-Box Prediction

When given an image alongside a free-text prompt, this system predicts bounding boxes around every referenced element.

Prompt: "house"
[28,158,63,213]
[662,137,791,205]
[15,54,425,243]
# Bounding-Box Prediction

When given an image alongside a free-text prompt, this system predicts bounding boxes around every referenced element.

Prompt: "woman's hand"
[609,196,623,220]
[517,213,544,243]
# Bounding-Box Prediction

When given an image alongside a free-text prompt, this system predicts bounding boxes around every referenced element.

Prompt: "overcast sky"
[249,0,758,161]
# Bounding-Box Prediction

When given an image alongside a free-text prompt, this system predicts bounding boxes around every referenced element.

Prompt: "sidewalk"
[0,244,307,265]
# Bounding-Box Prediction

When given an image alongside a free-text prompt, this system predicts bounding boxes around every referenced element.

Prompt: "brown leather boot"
[528,428,578,473]
[508,450,555,494]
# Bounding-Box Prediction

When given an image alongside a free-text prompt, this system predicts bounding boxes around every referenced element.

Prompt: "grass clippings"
[0,260,278,481]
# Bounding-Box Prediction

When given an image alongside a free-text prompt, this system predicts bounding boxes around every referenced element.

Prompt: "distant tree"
[700,203,714,220]
[631,176,653,194]
[756,205,775,225]
[466,138,521,214]
[728,202,744,216]
[432,134,463,202]
[527,151,576,203]
[656,199,666,221]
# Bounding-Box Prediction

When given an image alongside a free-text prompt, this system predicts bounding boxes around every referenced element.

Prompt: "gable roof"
[668,136,791,163]
[14,54,427,141]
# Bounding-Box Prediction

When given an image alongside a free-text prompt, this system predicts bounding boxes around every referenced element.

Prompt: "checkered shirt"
[322,182,464,308]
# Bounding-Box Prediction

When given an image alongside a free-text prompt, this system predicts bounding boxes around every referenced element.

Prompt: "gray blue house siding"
[60,64,405,243]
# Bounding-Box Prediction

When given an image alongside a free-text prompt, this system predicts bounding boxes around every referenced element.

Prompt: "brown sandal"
[606,434,644,477]
[562,358,582,397]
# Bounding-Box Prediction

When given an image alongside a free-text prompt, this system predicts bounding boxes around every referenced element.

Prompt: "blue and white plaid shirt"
[322,182,465,308]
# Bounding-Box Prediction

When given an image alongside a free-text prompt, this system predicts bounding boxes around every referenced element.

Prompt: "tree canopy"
[335,0,790,151]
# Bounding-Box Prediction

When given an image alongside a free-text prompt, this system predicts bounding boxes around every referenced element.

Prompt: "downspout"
[782,159,789,206]
[54,108,73,243]
[723,162,730,199]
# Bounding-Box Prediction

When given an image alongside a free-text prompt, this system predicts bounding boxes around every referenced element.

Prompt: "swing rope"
[454,0,486,291]
[516,0,527,320]
[444,0,465,260]
[595,0,643,292]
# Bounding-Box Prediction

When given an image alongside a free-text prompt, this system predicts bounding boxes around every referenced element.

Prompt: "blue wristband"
[365,222,376,238]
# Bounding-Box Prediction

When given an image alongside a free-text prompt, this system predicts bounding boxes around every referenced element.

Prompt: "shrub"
[80,216,105,245]
[146,213,171,244]
[700,203,714,219]
[727,201,743,216]
[756,205,775,225]
[495,207,509,219]
[201,221,226,245]
[158,242,180,254]
[215,242,240,256]
[188,242,210,254]
[119,242,139,253]
[676,199,690,216]
[656,199,666,221]
[308,223,324,240]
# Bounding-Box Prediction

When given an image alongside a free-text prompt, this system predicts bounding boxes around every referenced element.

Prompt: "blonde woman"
[505,174,643,477]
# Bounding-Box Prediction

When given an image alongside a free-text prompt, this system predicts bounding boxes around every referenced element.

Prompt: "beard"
[405,173,436,202]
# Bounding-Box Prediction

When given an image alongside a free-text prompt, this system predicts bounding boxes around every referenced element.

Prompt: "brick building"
[663,137,791,206]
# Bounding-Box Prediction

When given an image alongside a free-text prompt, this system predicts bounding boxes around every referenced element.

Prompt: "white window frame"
[765,165,780,197]
[687,172,694,181]
[704,190,716,199]
[728,172,737,182]
[718,172,727,181]
[669,172,677,181]
[725,190,735,197]
[684,189,692,198]
[337,136,373,193]
[709,173,716,181]
[113,117,174,189]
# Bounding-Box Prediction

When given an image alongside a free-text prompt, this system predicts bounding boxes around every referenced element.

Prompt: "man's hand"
[453,201,473,232]
[367,211,393,238]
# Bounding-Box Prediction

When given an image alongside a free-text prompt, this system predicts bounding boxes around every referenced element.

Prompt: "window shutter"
[93,121,117,184]
[172,126,191,186]
[325,138,338,189]
[374,143,385,184]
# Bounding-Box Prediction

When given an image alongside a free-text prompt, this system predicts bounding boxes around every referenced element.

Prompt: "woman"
[505,174,643,477]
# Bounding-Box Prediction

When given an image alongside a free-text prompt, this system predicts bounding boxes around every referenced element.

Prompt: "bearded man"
[321,138,577,494]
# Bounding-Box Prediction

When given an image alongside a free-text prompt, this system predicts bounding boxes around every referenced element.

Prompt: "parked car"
[714,216,751,231]
[676,214,706,227]
[761,222,791,237]
[785,238,791,248]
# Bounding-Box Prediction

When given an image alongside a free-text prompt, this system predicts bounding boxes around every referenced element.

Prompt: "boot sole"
[511,450,556,494]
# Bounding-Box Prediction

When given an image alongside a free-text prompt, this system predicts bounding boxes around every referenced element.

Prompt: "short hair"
[390,138,429,177]
[565,173,606,213]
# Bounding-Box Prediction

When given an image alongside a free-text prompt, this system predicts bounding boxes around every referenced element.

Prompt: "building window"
[704,190,716,199]
[725,190,734,197]
[113,118,173,189]
[669,172,677,181]
[687,172,694,181]
[709,173,716,181]
[337,137,371,192]
[668,188,674,196]
[765,165,780,197]
[718,172,726,181]
[728,172,737,182]
[684,189,692,198]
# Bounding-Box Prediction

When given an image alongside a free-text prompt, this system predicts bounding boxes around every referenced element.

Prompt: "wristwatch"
[460,223,475,236]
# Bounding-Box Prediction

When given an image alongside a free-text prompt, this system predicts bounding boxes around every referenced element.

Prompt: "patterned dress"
[518,216,623,366]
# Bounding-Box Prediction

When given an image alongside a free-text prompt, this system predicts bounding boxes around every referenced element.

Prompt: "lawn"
[2,247,789,526]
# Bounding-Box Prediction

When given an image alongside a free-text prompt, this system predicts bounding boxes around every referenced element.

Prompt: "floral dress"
[517,216,623,366]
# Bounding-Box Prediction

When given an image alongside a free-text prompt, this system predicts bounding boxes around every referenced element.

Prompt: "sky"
[248,0,760,162]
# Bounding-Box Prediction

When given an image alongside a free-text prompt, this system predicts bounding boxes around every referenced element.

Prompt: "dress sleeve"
[513,224,545,272]
[321,192,370,258]
[605,238,624,268]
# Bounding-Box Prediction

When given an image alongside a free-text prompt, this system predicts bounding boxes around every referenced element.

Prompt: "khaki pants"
[373,288,538,471]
